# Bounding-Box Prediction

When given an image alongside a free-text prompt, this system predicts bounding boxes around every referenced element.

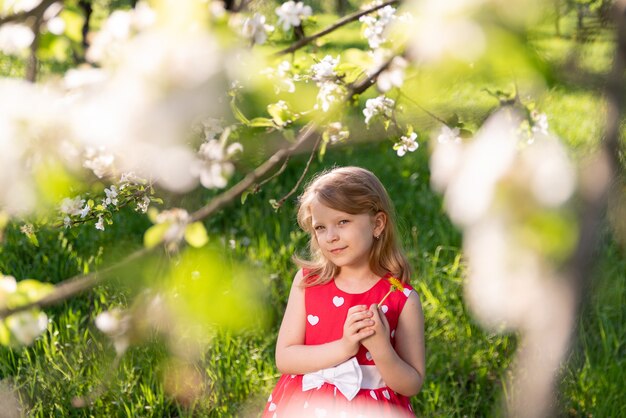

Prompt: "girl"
[262,166,425,417]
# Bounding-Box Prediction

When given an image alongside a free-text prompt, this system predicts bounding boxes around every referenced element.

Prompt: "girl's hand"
[341,304,375,357]
[361,304,392,356]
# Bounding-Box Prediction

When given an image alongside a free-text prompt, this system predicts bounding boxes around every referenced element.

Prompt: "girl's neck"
[334,267,382,293]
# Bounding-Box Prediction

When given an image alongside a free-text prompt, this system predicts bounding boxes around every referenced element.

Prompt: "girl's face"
[309,198,385,271]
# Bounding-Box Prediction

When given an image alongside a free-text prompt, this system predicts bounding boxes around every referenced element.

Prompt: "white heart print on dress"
[332,296,344,307]
[365,351,373,361]
[307,314,319,325]
[268,402,277,411]
[391,329,396,338]
[381,305,389,314]
[383,389,391,400]
[369,390,378,400]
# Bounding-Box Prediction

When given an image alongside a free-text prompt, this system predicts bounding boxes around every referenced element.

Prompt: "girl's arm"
[361,292,426,397]
[275,269,375,375]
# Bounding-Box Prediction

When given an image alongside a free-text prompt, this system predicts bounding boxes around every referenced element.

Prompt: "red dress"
[262,272,417,418]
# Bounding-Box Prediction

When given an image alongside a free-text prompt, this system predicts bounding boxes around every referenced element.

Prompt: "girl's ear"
[373,211,387,237]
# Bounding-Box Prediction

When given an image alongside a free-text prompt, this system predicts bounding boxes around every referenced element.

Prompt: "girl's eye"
[338,220,349,225]
[314,225,325,231]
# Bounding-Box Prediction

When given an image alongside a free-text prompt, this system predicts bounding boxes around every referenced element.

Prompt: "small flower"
[60,197,85,216]
[316,82,345,112]
[104,185,119,207]
[95,215,105,231]
[377,56,407,93]
[79,203,91,218]
[363,95,395,125]
[136,195,150,213]
[311,55,339,84]
[393,132,418,157]
[275,1,312,31]
[6,310,48,345]
[324,122,350,144]
[242,13,274,45]
[378,276,405,306]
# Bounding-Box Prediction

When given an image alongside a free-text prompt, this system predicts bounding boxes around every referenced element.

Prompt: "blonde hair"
[294,166,411,287]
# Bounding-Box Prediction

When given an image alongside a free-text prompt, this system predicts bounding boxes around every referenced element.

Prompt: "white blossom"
[83,148,115,179]
[0,275,17,296]
[46,16,65,35]
[325,122,349,143]
[376,56,407,93]
[363,95,394,125]
[261,60,296,93]
[95,215,105,231]
[316,82,345,112]
[95,309,130,354]
[0,23,35,55]
[104,186,119,207]
[136,195,150,213]
[275,1,312,31]
[242,13,274,45]
[60,197,85,216]
[311,55,339,84]
[359,4,396,49]
[79,203,90,218]
[437,125,462,143]
[6,311,48,345]
[394,132,419,156]
[1,0,42,14]
[63,216,71,228]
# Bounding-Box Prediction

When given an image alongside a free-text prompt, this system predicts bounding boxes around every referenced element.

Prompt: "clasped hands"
[341,304,391,359]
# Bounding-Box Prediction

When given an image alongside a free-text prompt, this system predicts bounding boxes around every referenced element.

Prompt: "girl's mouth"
[330,246,347,254]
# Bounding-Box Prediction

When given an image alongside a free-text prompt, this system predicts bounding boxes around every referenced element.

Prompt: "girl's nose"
[326,227,339,242]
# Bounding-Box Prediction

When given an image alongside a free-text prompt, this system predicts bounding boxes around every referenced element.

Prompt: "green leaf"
[143,223,170,248]
[240,190,250,205]
[15,279,54,302]
[184,222,209,248]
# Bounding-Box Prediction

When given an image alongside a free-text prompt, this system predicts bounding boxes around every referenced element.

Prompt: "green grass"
[0,8,624,418]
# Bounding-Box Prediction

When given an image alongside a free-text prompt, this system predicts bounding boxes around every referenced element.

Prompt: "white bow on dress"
[302,357,363,401]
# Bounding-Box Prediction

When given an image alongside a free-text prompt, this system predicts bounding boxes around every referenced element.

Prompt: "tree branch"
[0,0,60,26]
[274,0,400,56]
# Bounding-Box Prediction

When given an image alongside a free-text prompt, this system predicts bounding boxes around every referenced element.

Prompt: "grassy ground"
[1,8,624,418]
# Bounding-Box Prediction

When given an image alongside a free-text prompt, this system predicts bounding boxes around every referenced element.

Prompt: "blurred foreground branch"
[507,2,625,417]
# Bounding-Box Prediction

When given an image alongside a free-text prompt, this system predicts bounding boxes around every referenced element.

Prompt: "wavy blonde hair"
[294,166,411,287]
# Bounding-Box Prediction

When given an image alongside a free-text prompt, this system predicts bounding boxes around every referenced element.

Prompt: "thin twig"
[399,91,448,125]
[273,132,323,209]
[274,0,400,56]
[253,154,291,192]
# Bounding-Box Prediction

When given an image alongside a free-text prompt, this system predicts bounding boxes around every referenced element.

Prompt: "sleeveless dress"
[262,272,417,418]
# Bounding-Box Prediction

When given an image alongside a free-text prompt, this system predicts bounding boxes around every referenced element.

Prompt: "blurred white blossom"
[376,55,407,93]
[437,125,462,143]
[0,23,34,55]
[262,60,296,93]
[275,1,312,31]
[5,311,48,345]
[95,215,105,231]
[83,147,115,179]
[95,308,130,353]
[242,13,274,45]
[60,197,85,216]
[1,0,42,14]
[325,122,349,144]
[316,82,345,112]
